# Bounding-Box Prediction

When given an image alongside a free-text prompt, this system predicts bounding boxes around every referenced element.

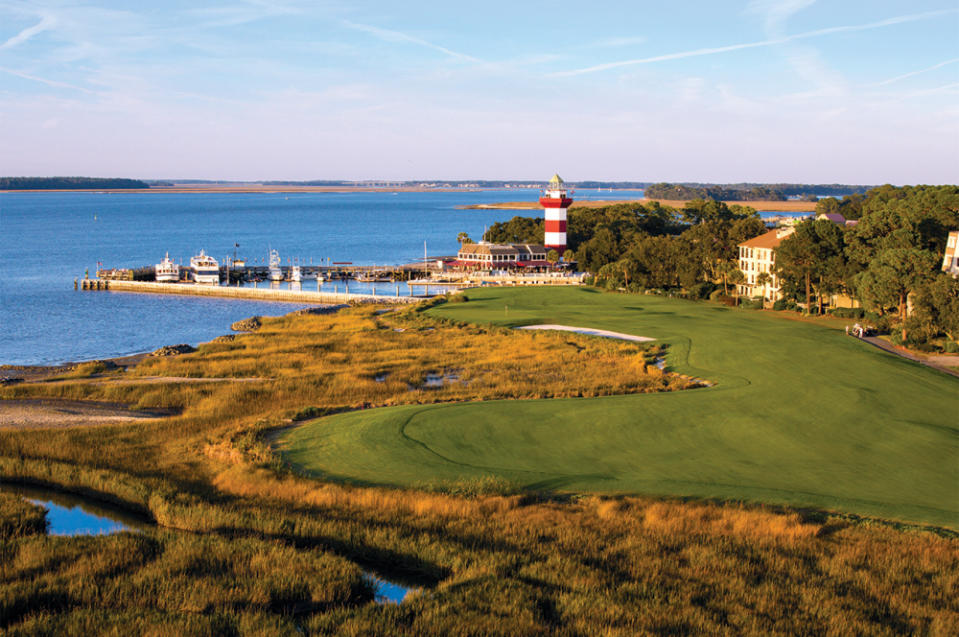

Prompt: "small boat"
[290,265,302,283]
[155,252,180,282]
[190,250,220,285]
[268,249,284,282]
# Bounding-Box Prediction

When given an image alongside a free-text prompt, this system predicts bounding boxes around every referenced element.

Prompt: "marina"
[79,278,426,304]
[0,189,559,366]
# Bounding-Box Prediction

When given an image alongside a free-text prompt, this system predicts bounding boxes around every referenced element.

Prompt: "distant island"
[0,177,877,197]
[0,176,150,190]
[644,182,873,201]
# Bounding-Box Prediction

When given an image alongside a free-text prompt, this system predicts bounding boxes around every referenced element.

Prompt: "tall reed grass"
[1,303,956,634]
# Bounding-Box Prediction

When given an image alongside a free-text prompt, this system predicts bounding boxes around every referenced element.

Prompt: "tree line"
[644,182,873,202]
[0,177,150,190]
[483,185,959,349]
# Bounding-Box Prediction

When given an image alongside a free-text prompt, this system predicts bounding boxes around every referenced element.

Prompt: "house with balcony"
[736,227,795,301]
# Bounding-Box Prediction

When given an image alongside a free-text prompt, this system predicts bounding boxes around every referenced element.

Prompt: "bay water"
[0,189,643,365]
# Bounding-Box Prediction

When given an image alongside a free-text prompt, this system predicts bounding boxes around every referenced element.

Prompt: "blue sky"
[0,0,956,183]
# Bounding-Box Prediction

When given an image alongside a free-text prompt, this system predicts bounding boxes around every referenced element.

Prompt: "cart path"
[861,336,959,378]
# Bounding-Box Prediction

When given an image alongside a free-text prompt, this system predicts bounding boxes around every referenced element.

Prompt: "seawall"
[80,279,423,305]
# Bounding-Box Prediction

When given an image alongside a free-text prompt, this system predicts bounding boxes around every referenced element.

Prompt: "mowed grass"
[282,287,959,528]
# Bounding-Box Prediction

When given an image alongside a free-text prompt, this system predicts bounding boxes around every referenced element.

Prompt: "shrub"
[830,307,864,319]
[292,406,327,421]
[944,340,959,354]
[687,283,717,300]
[708,288,725,301]
[712,294,738,307]
[870,315,892,334]
[773,299,798,312]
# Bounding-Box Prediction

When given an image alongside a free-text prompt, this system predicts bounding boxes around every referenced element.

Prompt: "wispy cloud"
[187,0,303,29]
[0,65,97,94]
[585,36,647,49]
[0,12,55,50]
[748,0,816,37]
[901,82,959,98]
[871,58,959,87]
[551,8,958,77]
[341,20,480,63]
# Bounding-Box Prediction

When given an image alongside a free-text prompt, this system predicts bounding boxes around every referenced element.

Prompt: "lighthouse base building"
[446,174,575,272]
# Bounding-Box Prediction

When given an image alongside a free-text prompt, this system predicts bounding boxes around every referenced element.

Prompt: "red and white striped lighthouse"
[539,173,573,255]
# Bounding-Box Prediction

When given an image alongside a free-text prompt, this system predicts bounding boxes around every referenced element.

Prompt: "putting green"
[281,287,959,528]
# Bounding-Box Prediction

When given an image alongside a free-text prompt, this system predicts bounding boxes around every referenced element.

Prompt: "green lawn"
[280,287,959,528]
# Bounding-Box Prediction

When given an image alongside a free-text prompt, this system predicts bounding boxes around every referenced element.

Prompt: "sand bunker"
[0,399,172,430]
[516,325,654,342]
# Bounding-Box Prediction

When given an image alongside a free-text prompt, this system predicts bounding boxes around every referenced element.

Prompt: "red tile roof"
[739,228,791,249]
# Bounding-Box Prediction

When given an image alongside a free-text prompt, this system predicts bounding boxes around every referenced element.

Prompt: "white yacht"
[155,252,180,283]
[290,265,302,283]
[190,250,220,285]
[267,249,284,282]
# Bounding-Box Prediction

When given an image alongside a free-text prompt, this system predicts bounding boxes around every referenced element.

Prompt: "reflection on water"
[423,371,461,388]
[0,483,150,536]
[366,573,416,604]
[242,278,461,297]
[3,484,426,603]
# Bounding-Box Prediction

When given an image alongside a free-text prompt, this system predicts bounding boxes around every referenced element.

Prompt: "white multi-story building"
[736,227,795,301]
[943,230,959,277]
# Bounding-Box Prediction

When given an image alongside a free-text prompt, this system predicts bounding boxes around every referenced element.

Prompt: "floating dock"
[79,279,426,304]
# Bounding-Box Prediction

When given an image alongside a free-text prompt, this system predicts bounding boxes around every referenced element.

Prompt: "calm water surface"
[0,189,806,366]
[2,189,649,365]
[0,483,149,535]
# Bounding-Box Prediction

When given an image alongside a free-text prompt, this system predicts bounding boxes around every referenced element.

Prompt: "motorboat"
[268,249,284,282]
[190,250,220,285]
[155,252,180,282]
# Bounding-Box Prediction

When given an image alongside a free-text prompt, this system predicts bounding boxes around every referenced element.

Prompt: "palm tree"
[756,272,772,308]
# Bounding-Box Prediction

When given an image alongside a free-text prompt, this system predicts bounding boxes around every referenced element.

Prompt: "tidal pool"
[0,483,150,536]
[366,573,416,604]
[3,483,426,603]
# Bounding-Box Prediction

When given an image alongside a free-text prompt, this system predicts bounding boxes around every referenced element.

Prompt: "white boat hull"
[194,272,220,285]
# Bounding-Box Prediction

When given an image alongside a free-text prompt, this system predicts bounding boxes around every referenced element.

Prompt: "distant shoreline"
[459,198,819,212]
[0,185,493,194]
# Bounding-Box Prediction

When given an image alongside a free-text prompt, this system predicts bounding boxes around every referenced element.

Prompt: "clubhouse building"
[450,242,554,270]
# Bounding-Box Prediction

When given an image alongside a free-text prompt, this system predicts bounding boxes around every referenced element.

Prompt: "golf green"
[280,287,959,528]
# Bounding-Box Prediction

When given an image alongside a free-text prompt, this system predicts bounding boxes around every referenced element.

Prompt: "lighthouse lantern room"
[539,173,573,255]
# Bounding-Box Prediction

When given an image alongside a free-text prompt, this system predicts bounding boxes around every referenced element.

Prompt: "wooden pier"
[80,279,426,304]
